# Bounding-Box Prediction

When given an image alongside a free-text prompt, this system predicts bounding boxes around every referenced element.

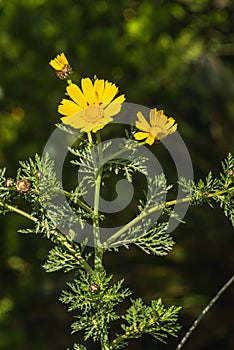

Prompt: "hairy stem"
[62,188,93,214]
[176,274,234,350]
[0,201,38,222]
[87,132,104,272]
[0,201,92,272]
[101,333,110,350]
[105,186,234,246]
[93,170,103,270]
[89,131,110,350]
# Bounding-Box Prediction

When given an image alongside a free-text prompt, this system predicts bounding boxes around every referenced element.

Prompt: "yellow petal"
[168,124,177,133]
[49,60,62,70]
[156,110,167,126]
[99,116,113,124]
[61,114,87,129]
[58,99,82,116]
[60,53,68,64]
[81,78,97,105]
[92,124,106,133]
[81,123,97,133]
[111,94,126,104]
[49,53,68,70]
[67,84,87,108]
[94,79,105,103]
[135,122,149,132]
[167,117,176,125]
[104,102,122,117]
[150,108,157,127]
[145,135,155,145]
[90,119,111,133]
[101,81,118,103]
[136,112,150,130]
[134,132,149,140]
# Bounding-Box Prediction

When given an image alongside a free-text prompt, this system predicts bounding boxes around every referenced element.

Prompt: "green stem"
[0,201,92,272]
[0,201,38,222]
[101,332,110,350]
[103,146,132,164]
[104,186,234,246]
[93,170,103,270]
[62,189,93,214]
[88,131,109,349]
[87,132,104,271]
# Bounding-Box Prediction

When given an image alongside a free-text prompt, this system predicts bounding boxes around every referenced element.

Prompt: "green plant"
[1,53,233,350]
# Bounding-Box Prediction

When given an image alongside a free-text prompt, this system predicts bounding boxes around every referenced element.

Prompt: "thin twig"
[176,274,234,350]
[0,201,38,222]
[0,200,92,272]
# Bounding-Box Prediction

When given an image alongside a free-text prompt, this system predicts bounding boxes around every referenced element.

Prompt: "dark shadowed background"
[0,0,234,349]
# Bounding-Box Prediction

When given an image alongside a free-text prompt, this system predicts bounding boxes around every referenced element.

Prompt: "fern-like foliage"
[131,222,174,255]
[1,131,234,350]
[60,270,131,343]
[179,153,234,226]
[67,344,88,350]
[43,244,91,273]
[0,168,11,214]
[191,171,219,206]
[213,153,234,226]
[110,298,181,349]
[71,344,87,350]
[106,174,174,254]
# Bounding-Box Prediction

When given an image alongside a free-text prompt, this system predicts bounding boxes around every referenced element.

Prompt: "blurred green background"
[0,0,234,349]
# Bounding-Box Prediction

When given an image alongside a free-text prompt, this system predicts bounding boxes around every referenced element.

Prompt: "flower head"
[49,53,73,79]
[16,178,31,193]
[58,78,125,133]
[134,108,177,145]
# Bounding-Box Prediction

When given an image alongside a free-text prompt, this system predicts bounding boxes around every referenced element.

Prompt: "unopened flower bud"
[16,178,31,193]
[49,53,73,80]
[36,171,44,177]
[89,283,99,292]
[4,178,14,187]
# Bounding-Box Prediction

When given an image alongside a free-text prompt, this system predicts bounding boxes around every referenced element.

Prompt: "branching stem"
[105,186,234,246]
[0,201,92,272]
[62,188,93,214]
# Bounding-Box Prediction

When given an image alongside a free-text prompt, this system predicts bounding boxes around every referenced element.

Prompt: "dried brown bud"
[4,178,14,187]
[89,283,99,292]
[56,64,73,80]
[228,169,234,176]
[16,178,31,193]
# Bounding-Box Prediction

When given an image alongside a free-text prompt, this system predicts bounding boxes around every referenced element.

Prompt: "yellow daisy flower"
[134,108,177,145]
[49,53,73,79]
[58,78,125,133]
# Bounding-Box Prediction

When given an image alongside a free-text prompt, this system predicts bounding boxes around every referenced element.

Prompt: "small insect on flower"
[134,108,177,145]
[16,178,31,193]
[49,52,73,79]
[89,283,99,292]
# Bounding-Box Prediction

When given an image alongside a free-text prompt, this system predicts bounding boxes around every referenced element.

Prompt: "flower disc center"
[83,105,104,123]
